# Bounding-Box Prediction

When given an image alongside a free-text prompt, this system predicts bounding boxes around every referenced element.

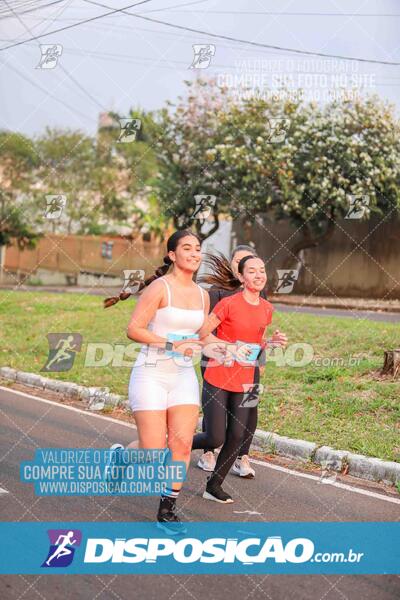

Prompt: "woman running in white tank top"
[108,230,213,534]
[128,275,205,409]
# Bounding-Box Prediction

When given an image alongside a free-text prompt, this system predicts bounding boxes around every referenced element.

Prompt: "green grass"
[1,290,399,462]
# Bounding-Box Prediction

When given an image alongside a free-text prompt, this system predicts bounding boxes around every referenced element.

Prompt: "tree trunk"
[380,349,400,378]
[284,209,336,270]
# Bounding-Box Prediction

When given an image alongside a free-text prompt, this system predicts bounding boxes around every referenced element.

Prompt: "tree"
[37,128,100,234]
[155,80,231,240]
[207,93,400,265]
[36,127,136,234]
[155,81,400,256]
[0,131,41,248]
[97,108,165,237]
[272,96,400,266]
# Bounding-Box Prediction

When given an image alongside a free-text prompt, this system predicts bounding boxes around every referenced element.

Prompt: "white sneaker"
[232,455,255,479]
[197,451,216,472]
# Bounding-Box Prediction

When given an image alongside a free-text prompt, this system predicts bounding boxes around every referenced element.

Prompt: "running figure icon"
[42,333,82,372]
[45,531,77,566]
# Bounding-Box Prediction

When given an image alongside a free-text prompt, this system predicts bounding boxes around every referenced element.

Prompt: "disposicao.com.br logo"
[83,535,362,566]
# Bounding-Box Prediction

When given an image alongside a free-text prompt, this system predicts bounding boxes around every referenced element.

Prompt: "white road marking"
[2,385,400,505]
[0,486,9,494]
[0,385,136,430]
[233,510,263,515]
[250,458,400,505]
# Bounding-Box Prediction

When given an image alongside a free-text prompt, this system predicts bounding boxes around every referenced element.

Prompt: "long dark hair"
[104,229,202,308]
[197,245,258,291]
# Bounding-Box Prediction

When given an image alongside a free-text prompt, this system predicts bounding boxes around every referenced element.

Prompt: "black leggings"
[200,359,258,456]
[192,379,259,482]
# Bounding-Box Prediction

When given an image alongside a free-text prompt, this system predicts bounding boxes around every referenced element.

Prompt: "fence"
[232,212,400,300]
[4,212,400,299]
[3,234,166,285]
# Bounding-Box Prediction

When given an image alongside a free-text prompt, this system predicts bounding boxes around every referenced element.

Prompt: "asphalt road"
[1,386,399,600]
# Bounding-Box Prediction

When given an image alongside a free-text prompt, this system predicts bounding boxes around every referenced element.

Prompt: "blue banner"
[20,448,186,496]
[0,522,398,574]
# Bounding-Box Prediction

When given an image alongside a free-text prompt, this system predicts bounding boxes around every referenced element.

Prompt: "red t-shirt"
[204,291,274,392]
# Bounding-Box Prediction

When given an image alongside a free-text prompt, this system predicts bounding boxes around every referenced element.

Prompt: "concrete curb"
[251,432,400,486]
[0,367,124,411]
[2,367,399,486]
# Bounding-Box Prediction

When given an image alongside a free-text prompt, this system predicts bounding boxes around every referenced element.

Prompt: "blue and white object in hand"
[166,332,199,358]
[235,341,261,364]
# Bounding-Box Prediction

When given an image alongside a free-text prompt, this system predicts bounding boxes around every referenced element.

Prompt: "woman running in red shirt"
[197,246,268,478]
[194,255,287,503]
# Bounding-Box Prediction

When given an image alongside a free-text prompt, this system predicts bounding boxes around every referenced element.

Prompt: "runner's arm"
[197,294,226,356]
[126,280,179,349]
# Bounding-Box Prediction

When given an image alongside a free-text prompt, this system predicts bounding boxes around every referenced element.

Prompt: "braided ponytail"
[104,254,173,308]
[104,230,201,308]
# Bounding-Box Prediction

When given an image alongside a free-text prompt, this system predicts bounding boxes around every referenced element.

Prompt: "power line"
[0,1,66,20]
[7,38,400,80]
[151,10,400,18]
[84,0,400,67]
[140,0,209,14]
[2,60,93,121]
[0,0,152,50]
[2,0,106,112]
[0,0,204,19]
[59,64,105,111]
[0,1,36,16]
[8,15,395,66]
[3,0,73,48]
[2,0,400,66]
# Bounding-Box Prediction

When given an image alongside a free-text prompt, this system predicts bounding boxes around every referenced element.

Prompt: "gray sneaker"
[232,455,255,479]
[197,451,216,472]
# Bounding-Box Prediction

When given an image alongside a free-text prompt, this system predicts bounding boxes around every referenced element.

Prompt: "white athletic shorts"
[128,349,200,411]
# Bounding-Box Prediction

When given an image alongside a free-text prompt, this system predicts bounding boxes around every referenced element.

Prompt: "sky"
[0,0,400,138]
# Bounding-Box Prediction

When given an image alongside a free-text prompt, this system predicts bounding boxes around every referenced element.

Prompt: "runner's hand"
[204,341,236,365]
[172,339,204,356]
[234,342,254,363]
[202,342,227,361]
[267,329,288,349]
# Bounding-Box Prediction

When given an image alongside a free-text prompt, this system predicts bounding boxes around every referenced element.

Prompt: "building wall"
[5,212,398,299]
[3,234,167,286]
[232,213,400,300]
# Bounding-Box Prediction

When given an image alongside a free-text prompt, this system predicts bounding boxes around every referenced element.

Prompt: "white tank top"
[147,277,205,337]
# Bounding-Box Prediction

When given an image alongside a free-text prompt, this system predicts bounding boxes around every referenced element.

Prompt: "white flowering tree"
[156,82,400,256]
[273,96,400,265]
[209,94,400,265]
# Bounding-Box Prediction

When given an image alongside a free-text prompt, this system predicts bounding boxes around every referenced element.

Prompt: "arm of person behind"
[208,285,222,313]
[198,311,222,356]
[197,308,232,360]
